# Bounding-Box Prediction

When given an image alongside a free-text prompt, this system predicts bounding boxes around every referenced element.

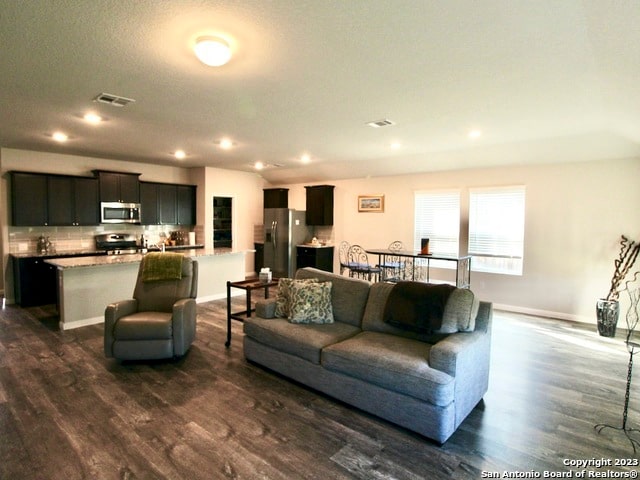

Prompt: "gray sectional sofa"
[243,267,492,444]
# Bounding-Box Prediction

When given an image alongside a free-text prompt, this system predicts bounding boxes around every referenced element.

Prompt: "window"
[468,186,525,275]
[414,190,460,268]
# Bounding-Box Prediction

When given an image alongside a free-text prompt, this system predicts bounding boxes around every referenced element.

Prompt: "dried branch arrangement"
[606,235,640,302]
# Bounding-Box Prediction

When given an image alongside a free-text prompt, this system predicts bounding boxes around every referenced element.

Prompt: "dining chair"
[338,241,352,275]
[380,240,406,282]
[347,245,381,282]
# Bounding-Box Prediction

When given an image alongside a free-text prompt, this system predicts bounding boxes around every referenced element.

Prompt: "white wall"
[279,158,640,323]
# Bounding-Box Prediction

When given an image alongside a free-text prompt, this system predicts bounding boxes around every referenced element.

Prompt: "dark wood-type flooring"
[1,296,639,479]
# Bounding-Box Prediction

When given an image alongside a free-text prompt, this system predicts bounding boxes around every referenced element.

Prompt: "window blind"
[413,190,460,258]
[469,186,525,274]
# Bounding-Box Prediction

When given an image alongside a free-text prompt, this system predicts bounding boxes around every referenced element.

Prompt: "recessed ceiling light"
[254,161,264,170]
[468,129,482,139]
[300,154,311,164]
[217,138,233,150]
[83,112,102,124]
[174,150,186,159]
[194,36,232,67]
[52,131,68,142]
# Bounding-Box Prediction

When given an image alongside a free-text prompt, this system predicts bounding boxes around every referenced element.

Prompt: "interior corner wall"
[281,157,640,323]
[198,166,265,276]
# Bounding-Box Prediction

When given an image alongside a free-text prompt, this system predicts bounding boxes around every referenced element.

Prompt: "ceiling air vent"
[94,92,136,107]
[366,119,395,128]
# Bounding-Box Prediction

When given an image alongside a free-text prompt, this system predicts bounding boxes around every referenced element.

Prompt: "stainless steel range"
[95,233,139,255]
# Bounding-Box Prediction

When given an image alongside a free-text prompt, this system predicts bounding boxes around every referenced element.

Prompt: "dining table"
[365,248,471,288]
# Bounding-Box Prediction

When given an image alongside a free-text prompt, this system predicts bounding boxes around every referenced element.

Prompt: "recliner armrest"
[104,299,138,357]
[172,298,197,356]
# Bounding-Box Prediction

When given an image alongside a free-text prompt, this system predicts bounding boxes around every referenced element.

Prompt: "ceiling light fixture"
[254,161,264,170]
[217,138,233,150]
[194,36,232,67]
[52,131,68,142]
[300,154,311,164]
[84,112,102,124]
[390,141,402,149]
[468,129,482,140]
[174,150,186,159]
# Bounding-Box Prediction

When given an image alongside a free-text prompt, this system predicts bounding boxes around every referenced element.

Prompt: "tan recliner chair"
[104,255,198,360]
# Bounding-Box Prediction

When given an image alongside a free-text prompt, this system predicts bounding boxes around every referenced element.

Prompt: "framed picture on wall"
[358,194,384,212]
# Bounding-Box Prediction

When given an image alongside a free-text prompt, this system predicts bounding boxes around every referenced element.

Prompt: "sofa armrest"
[429,301,492,426]
[172,298,197,356]
[256,297,277,318]
[104,299,138,357]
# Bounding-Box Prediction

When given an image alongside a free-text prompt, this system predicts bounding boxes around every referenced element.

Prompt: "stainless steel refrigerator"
[263,209,311,278]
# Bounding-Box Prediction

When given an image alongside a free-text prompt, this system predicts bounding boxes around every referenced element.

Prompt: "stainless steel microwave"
[100,202,141,224]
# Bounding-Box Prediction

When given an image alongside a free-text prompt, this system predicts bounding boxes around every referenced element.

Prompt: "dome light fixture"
[52,131,68,142]
[194,36,232,67]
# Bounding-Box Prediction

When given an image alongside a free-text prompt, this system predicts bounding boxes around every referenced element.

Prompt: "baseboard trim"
[493,303,593,324]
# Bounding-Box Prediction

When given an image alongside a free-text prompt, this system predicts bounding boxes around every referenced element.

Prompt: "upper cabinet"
[140,181,196,226]
[11,172,48,226]
[176,185,196,226]
[305,185,334,225]
[264,188,289,208]
[95,171,141,203]
[47,176,99,226]
[10,172,99,226]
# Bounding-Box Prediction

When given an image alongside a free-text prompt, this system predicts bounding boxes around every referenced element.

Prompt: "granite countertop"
[45,248,244,269]
[11,249,106,259]
[12,244,205,259]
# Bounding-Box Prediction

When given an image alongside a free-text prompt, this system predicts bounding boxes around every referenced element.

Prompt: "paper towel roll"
[188,232,196,245]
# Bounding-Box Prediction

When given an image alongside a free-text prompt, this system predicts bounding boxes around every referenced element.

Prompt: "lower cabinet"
[13,257,58,307]
[296,246,334,273]
[13,253,107,307]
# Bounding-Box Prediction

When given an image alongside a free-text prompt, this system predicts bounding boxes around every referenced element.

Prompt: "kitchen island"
[46,249,247,330]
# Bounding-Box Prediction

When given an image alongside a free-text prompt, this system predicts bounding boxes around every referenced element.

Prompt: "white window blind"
[469,185,525,275]
[414,190,460,266]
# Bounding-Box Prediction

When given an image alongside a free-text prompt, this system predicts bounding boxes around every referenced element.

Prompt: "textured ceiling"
[1,0,639,184]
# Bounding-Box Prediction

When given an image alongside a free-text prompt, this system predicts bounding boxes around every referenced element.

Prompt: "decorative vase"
[596,299,620,337]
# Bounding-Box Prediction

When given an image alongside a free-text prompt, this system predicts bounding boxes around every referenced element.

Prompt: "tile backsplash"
[8,224,200,255]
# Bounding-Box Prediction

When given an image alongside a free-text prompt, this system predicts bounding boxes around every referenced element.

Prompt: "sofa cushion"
[289,281,334,324]
[321,331,454,406]
[363,282,479,338]
[274,278,319,318]
[436,287,479,333]
[295,268,370,327]
[114,312,173,340]
[243,317,361,364]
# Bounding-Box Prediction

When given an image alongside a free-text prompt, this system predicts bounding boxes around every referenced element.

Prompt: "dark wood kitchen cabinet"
[305,185,334,225]
[47,176,99,226]
[264,188,288,208]
[96,171,141,203]
[140,182,196,226]
[13,256,58,307]
[176,185,196,225]
[296,246,334,272]
[10,172,48,226]
[10,172,98,226]
[140,182,159,224]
